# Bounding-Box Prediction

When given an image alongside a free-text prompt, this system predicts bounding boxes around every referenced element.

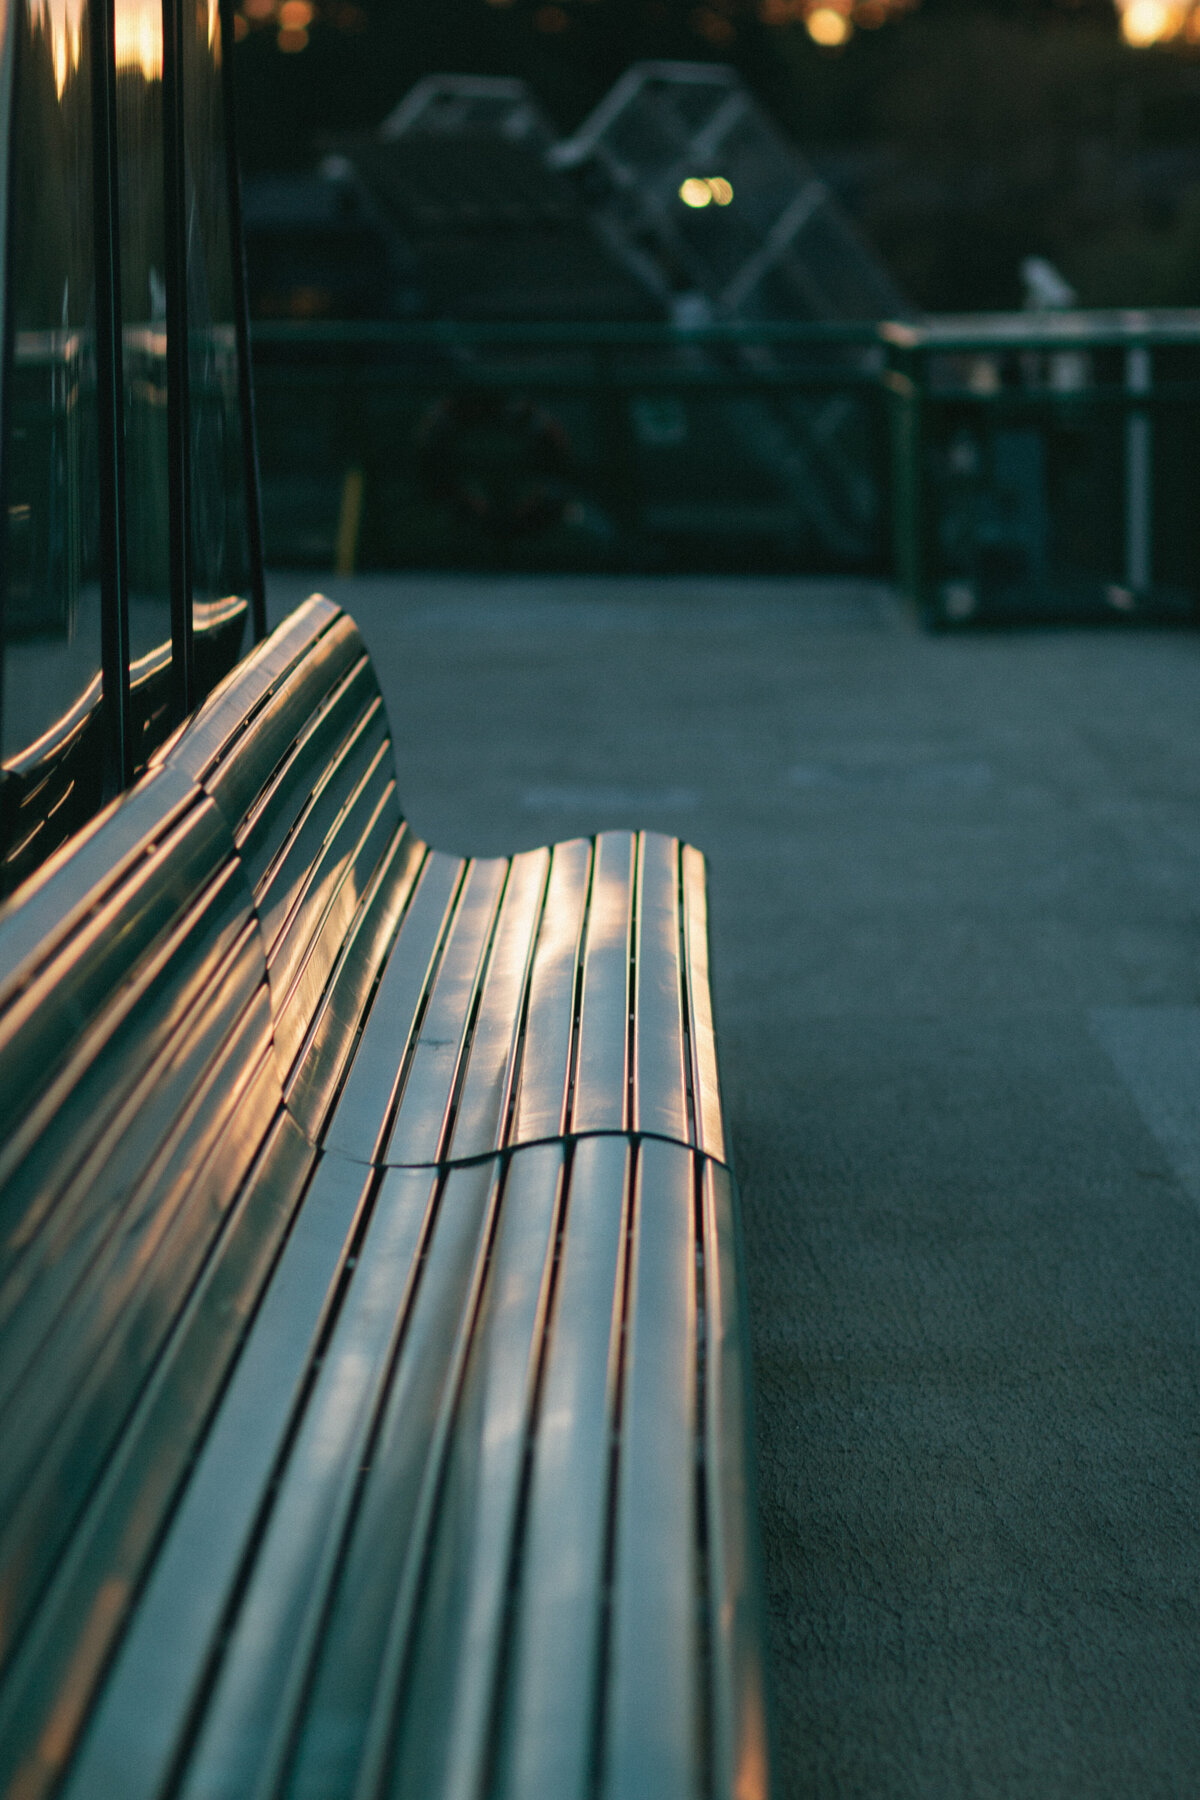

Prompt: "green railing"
[250,312,1200,622]
[249,320,889,576]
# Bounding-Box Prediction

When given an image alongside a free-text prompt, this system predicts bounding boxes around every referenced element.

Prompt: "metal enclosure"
[884,311,1200,627]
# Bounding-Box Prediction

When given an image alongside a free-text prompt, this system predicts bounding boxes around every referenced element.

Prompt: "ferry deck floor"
[269,570,1200,1800]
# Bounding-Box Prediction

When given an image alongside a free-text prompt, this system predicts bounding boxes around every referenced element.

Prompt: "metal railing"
[250,311,1200,624]
[249,319,890,576]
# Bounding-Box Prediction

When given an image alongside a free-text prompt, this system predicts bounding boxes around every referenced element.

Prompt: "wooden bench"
[0,598,770,1800]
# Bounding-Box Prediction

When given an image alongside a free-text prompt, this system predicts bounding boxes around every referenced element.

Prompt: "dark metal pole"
[161,0,194,720]
[91,0,132,788]
[0,5,18,782]
[219,0,267,643]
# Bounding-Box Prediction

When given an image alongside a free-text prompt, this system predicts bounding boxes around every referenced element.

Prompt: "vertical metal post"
[1125,340,1152,595]
[219,0,267,642]
[0,0,18,772]
[882,331,927,618]
[91,0,132,788]
[161,0,194,719]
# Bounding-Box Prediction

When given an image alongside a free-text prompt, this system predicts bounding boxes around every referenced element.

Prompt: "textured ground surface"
[270,570,1200,1799]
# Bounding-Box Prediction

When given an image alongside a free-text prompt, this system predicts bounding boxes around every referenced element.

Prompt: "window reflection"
[114,0,161,78]
[0,0,257,892]
[113,0,176,765]
[0,0,104,892]
[183,0,251,683]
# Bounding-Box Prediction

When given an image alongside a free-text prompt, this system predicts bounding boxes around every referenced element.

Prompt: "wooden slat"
[0,897,268,1430]
[509,838,591,1148]
[497,1135,631,1800]
[270,760,399,1081]
[190,612,364,832]
[681,844,727,1164]
[168,1165,439,1800]
[0,765,197,1020]
[235,658,386,898]
[282,826,427,1141]
[255,711,395,963]
[149,596,342,792]
[0,1110,316,1800]
[570,832,636,1137]
[381,856,509,1166]
[0,835,265,1404]
[60,1147,372,1800]
[385,1143,564,1800]
[0,976,279,1680]
[446,848,549,1162]
[632,832,690,1145]
[321,852,464,1164]
[183,1159,501,1800]
[0,790,240,1191]
[605,1137,700,1800]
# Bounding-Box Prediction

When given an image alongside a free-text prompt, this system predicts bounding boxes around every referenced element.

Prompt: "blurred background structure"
[227,0,1200,621]
[231,0,1200,314]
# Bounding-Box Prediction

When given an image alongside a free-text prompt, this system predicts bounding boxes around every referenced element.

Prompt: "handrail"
[249,310,1200,354]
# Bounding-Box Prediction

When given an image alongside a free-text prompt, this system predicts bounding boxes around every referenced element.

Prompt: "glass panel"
[182,0,250,688]
[114,0,174,763]
[0,0,105,892]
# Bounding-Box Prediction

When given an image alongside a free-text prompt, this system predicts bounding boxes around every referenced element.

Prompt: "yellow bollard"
[334,466,365,576]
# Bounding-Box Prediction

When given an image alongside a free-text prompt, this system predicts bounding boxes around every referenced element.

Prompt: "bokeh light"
[755,0,915,34]
[806,6,851,43]
[679,177,735,207]
[1116,0,1194,42]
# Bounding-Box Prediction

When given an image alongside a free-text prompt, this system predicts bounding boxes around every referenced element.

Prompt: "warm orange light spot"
[113,0,163,78]
[233,11,248,36]
[1119,0,1183,42]
[30,0,85,98]
[279,0,312,24]
[277,22,308,47]
[807,5,852,43]
[244,0,275,17]
[708,176,734,205]
[680,177,713,208]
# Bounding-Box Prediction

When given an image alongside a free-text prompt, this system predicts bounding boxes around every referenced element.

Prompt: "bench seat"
[0,601,768,1800]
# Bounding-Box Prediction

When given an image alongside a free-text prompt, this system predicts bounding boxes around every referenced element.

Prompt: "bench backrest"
[151,595,427,1139]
